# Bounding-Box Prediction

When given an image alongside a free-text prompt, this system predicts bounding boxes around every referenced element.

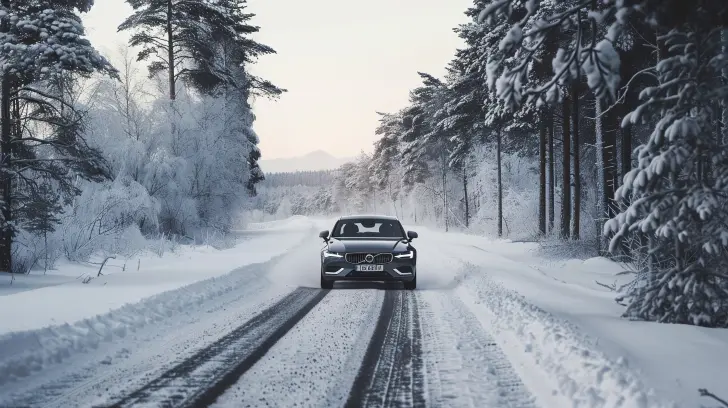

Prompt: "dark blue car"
[319,215,418,290]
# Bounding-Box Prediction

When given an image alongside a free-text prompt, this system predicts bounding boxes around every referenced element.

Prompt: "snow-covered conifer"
[605,26,728,326]
[0,0,115,272]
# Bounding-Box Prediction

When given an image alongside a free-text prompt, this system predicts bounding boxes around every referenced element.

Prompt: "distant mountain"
[259,150,354,174]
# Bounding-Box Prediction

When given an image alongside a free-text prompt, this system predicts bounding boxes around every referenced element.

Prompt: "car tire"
[403,278,416,290]
[320,276,334,290]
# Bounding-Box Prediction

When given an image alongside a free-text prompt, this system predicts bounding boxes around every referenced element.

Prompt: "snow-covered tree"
[356,0,728,326]
[370,112,403,190]
[112,0,282,236]
[605,26,728,327]
[119,0,280,97]
[0,0,115,272]
[480,0,622,110]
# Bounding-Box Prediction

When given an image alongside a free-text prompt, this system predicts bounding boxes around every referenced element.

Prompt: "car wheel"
[320,276,334,290]
[403,278,416,290]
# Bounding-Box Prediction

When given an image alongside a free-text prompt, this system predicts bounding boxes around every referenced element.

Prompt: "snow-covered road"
[0,217,725,408]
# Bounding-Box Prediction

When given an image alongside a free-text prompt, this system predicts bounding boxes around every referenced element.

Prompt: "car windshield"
[332,219,405,239]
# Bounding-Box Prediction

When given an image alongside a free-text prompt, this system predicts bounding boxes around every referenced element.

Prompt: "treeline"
[247,170,339,220]
[0,0,280,272]
[338,0,728,327]
[334,147,539,236]
[261,171,336,188]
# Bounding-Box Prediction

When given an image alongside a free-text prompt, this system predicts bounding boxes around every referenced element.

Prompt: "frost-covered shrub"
[60,179,157,261]
[83,49,264,239]
[10,177,157,272]
[12,231,43,274]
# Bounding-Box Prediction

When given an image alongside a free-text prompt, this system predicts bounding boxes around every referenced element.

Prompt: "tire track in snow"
[417,290,537,407]
[105,287,329,408]
[210,288,383,407]
[345,290,426,408]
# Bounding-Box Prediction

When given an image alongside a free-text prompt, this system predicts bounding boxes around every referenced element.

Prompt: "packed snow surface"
[211,290,382,407]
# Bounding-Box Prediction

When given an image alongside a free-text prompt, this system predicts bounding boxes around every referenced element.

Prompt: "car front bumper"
[321,256,416,282]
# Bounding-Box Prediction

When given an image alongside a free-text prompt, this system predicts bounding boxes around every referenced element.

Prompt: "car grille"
[345,253,394,264]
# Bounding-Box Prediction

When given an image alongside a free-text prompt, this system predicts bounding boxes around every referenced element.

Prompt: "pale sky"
[82,0,470,159]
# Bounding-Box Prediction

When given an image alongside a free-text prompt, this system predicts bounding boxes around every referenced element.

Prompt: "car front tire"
[403,277,416,290]
[320,275,333,290]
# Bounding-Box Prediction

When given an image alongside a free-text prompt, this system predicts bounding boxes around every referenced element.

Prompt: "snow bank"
[0,250,300,385]
[0,217,311,334]
[420,229,728,406]
[0,217,314,384]
[0,273,79,296]
[457,268,673,408]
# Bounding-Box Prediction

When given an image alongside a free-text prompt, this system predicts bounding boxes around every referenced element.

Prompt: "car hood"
[328,239,408,253]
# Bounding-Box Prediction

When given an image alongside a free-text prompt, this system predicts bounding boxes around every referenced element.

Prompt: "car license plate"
[356,264,384,272]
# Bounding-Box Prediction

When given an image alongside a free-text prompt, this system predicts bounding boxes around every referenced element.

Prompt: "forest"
[257,0,728,328]
[0,1,280,274]
[363,0,728,327]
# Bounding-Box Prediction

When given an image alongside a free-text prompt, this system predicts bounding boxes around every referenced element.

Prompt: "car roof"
[338,214,399,221]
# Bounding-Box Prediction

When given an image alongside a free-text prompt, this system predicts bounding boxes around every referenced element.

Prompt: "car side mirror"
[407,230,418,240]
[319,230,330,241]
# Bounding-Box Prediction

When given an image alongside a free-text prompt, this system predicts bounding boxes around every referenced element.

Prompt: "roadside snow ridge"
[457,265,676,408]
[0,258,281,385]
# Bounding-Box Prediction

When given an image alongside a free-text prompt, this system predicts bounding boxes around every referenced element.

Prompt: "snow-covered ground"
[0,217,314,334]
[0,216,725,407]
[415,230,728,407]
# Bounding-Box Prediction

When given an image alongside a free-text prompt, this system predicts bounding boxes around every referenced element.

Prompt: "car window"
[332,219,404,238]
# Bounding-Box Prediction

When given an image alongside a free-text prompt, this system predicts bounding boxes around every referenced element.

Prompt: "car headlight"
[395,250,414,259]
[323,250,343,258]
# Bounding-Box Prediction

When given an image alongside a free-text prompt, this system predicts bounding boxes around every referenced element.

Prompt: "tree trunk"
[548,111,555,233]
[620,117,632,182]
[723,29,728,144]
[0,75,12,273]
[561,95,572,240]
[595,98,605,254]
[388,178,398,219]
[166,0,178,147]
[399,185,404,221]
[497,127,503,237]
[605,102,619,217]
[619,73,637,185]
[442,150,448,232]
[571,84,581,240]
[167,0,176,102]
[539,109,547,236]
[463,166,469,228]
[44,231,48,275]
